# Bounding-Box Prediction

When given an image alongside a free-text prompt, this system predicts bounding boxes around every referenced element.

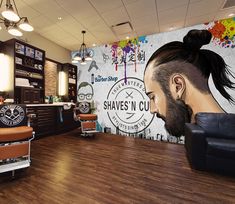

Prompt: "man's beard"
[157,97,192,137]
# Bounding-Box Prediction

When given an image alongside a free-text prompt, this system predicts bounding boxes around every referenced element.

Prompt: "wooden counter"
[26,103,80,138]
[26,102,75,107]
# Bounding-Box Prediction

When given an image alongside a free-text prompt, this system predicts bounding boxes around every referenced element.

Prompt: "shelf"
[63,63,77,103]
[15,75,44,80]
[15,52,25,57]
[15,86,44,90]
[15,70,43,79]
[16,63,43,72]
[15,47,44,62]
[3,38,46,104]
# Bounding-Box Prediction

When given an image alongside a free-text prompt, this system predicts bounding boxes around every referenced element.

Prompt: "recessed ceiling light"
[92,43,96,47]
[169,26,174,31]
[228,13,235,17]
[126,36,130,39]
[58,17,62,20]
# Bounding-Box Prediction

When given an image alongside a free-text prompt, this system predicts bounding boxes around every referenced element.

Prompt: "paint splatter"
[205,17,235,48]
[110,36,147,83]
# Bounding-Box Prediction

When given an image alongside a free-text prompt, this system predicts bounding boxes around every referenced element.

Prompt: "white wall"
[0,30,71,63]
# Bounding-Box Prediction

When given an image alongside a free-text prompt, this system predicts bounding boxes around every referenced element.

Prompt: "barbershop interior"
[0,0,235,203]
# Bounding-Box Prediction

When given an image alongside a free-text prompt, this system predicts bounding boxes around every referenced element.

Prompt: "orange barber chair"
[0,104,35,177]
[79,113,98,136]
[73,102,98,137]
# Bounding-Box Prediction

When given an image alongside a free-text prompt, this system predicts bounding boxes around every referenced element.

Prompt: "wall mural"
[74,20,235,143]
[104,77,154,134]
[91,74,118,84]
[144,29,235,141]
[77,82,94,113]
[77,82,94,102]
[110,36,147,83]
[88,60,100,72]
[205,17,235,48]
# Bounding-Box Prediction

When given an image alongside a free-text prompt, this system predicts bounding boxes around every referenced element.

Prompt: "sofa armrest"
[184,123,207,170]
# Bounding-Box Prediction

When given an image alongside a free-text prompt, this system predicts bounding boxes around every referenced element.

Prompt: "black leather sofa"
[184,112,235,175]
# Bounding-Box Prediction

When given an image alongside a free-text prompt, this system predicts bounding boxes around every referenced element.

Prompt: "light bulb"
[1,4,20,22]
[8,26,22,36]
[72,59,78,64]
[73,56,81,61]
[19,18,34,31]
[85,56,92,61]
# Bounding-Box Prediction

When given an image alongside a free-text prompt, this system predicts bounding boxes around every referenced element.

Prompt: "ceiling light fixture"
[72,30,92,65]
[0,0,34,36]
[228,13,235,17]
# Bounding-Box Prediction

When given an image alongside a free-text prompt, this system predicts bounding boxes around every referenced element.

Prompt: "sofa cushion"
[196,112,235,139]
[206,137,235,160]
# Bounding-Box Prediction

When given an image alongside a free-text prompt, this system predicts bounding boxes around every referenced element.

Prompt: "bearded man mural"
[144,29,235,138]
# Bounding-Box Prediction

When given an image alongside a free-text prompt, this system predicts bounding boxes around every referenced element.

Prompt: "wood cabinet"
[27,106,56,138]
[63,63,77,103]
[37,107,56,136]
[3,39,45,104]
[26,105,80,138]
[56,107,78,133]
[15,87,41,104]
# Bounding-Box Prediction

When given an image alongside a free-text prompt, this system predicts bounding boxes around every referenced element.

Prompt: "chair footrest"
[0,160,30,173]
[83,130,98,133]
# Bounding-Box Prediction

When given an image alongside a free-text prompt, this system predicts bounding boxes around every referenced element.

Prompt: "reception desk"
[26,103,79,138]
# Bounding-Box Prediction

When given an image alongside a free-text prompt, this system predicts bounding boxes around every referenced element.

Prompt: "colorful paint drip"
[110,36,147,83]
[205,17,235,48]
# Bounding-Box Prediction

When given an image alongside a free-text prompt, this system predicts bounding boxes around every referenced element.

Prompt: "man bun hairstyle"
[146,29,235,104]
[183,29,212,51]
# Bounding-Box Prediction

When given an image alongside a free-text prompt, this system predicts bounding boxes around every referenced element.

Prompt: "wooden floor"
[1,130,235,204]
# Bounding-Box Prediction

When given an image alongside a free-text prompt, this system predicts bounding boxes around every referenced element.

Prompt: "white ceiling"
[1,0,235,51]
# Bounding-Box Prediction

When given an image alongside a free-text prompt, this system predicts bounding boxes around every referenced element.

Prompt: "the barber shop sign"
[0,105,25,126]
[104,77,154,133]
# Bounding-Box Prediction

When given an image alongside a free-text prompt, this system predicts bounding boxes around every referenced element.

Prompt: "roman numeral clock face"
[0,105,25,126]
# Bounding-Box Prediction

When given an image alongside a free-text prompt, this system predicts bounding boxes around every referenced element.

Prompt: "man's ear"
[169,74,186,100]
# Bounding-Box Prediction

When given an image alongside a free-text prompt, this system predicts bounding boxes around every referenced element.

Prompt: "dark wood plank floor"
[1,130,235,204]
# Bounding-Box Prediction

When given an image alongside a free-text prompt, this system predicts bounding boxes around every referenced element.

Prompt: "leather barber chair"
[0,104,35,177]
[184,112,235,175]
[73,102,98,137]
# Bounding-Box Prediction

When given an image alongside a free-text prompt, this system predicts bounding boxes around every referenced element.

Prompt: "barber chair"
[79,114,98,137]
[0,104,35,177]
[184,112,235,175]
[73,102,98,137]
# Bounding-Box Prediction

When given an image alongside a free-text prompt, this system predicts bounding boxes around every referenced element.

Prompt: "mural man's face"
[164,95,192,137]
[144,67,167,119]
[144,64,192,137]
[78,85,93,101]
